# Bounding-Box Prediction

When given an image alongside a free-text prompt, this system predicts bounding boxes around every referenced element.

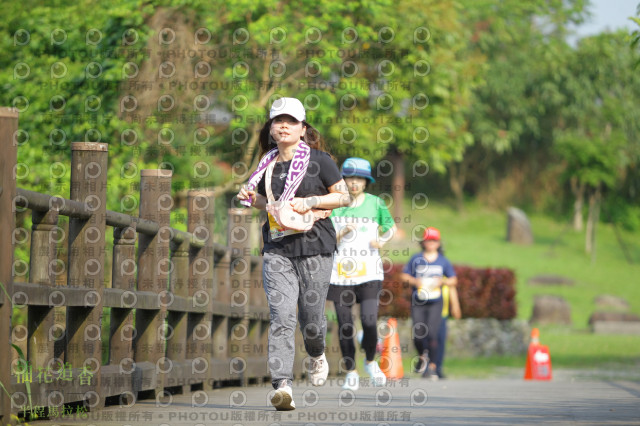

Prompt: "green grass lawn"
[434,328,640,379]
[385,199,640,377]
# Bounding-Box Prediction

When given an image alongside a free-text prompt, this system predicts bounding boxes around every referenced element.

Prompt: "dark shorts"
[326,280,382,305]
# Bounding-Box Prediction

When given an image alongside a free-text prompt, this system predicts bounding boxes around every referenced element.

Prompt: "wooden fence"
[0,108,342,422]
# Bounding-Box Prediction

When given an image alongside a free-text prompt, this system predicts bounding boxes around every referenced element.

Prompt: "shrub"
[380,264,517,320]
[379,263,413,319]
[455,265,517,320]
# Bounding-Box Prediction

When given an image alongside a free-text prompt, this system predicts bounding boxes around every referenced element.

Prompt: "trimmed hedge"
[454,265,517,320]
[380,264,517,320]
[379,264,413,319]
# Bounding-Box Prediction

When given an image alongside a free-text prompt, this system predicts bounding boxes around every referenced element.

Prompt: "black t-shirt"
[257,149,342,257]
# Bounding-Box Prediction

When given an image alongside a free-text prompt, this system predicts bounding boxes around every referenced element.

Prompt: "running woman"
[327,157,396,390]
[236,97,350,410]
[401,227,457,380]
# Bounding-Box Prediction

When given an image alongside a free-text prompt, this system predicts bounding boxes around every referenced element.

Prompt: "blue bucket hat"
[341,157,375,183]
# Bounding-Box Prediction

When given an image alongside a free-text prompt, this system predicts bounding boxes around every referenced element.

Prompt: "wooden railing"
[0,109,341,422]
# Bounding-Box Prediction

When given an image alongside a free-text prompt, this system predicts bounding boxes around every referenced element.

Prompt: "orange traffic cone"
[524,328,552,380]
[379,317,404,379]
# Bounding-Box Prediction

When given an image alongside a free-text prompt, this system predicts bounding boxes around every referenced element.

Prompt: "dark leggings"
[411,296,443,363]
[435,316,447,374]
[328,281,381,372]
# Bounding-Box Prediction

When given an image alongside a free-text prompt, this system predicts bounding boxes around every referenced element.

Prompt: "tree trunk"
[585,185,601,259]
[585,189,594,255]
[570,176,585,231]
[449,162,466,212]
[390,150,405,223]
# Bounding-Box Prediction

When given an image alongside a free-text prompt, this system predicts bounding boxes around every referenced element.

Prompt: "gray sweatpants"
[262,252,334,389]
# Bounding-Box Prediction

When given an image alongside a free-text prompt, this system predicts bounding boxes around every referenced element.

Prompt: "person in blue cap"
[327,157,397,390]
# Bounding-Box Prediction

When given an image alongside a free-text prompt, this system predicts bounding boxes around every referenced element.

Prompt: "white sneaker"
[365,360,387,386]
[342,370,360,391]
[271,380,295,411]
[308,353,329,386]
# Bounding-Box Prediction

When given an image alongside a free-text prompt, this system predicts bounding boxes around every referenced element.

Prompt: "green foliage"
[555,31,640,201]
[2,0,486,223]
[603,196,640,231]
[554,131,622,190]
[461,0,587,153]
[4,0,636,223]
[630,4,640,67]
[441,0,590,210]
[439,1,640,223]
[166,0,482,176]
[0,0,162,210]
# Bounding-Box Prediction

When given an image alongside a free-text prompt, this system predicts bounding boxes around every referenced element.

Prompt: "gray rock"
[445,318,529,357]
[588,311,640,324]
[506,207,533,245]
[530,295,572,325]
[594,295,630,312]
[592,321,640,335]
[589,311,640,334]
[528,274,575,286]
[390,318,529,358]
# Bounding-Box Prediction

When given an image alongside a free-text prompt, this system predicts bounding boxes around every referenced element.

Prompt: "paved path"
[31,374,640,426]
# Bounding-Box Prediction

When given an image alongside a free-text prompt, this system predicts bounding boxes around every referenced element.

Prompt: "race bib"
[416,276,441,300]
[268,212,302,239]
[337,258,367,279]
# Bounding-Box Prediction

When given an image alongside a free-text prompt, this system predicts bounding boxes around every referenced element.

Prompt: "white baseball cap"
[269,97,306,122]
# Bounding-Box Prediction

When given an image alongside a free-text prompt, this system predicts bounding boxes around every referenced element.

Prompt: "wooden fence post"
[227,207,252,385]
[250,213,269,381]
[66,142,108,409]
[0,107,18,423]
[254,255,270,381]
[247,252,266,380]
[135,170,172,399]
[109,225,136,400]
[167,223,189,393]
[211,221,231,384]
[28,208,59,370]
[187,190,215,390]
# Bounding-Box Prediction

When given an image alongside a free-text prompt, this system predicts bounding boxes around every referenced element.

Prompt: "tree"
[120,0,481,227]
[449,0,588,211]
[2,0,506,234]
[554,130,622,253]
[0,0,164,210]
[554,31,640,258]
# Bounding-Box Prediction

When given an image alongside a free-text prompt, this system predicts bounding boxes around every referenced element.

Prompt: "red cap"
[422,227,441,241]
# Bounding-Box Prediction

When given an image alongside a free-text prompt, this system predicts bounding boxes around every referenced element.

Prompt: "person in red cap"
[401,227,458,379]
